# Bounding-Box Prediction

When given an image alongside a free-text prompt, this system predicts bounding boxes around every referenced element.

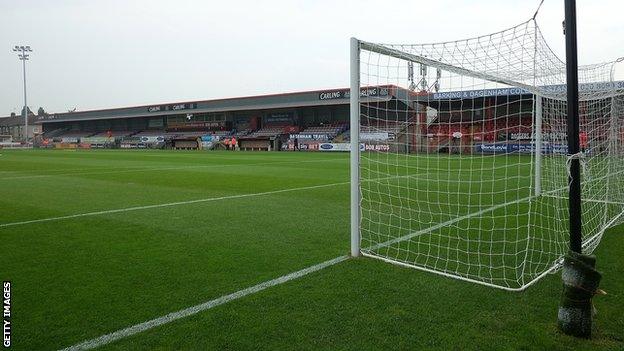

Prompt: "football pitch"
[1,149,622,350]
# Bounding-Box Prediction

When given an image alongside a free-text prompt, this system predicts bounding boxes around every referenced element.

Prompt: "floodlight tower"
[13,45,32,143]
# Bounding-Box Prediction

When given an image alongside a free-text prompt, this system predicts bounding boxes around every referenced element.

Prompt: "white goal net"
[351,19,624,290]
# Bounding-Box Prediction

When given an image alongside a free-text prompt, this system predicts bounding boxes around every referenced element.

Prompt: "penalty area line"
[0,181,349,228]
[59,255,349,351]
[0,172,428,229]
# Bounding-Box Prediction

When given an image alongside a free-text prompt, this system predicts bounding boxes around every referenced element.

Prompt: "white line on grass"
[365,193,538,252]
[0,166,150,178]
[0,171,430,229]
[365,180,587,253]
[0,158,346,181]
[55,191,539,350]
[0,181,350,228]
[53,177,551,350]
[58,255,349,351]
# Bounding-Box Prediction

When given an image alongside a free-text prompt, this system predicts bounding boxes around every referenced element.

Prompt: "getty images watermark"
[3,281,10,348]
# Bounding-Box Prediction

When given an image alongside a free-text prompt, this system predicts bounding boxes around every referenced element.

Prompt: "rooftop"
[34,86,404,124]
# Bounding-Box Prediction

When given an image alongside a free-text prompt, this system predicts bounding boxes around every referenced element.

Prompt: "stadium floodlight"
[13,45,32,143]
[349,12,624,297]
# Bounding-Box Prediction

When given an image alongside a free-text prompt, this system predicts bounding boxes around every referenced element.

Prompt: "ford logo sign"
[320,144,333,150]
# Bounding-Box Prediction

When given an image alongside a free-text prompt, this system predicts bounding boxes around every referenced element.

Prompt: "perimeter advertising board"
[316,143,390,152]
[475,143,569,154]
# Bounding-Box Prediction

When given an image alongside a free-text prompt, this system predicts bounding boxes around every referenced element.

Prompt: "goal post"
[350,37,361,257]
[349,19,624,291]
[534,94,543,197]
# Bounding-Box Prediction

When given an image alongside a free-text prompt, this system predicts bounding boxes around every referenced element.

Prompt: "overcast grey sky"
[1,0,622,114]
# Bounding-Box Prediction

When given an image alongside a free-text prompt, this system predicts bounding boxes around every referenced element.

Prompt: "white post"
[350,37,361,257]
[534,94,542,196]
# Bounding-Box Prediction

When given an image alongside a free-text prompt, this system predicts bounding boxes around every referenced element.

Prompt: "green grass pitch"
[0,149,622,350]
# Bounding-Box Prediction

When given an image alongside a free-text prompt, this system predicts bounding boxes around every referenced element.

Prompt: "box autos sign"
[364,144,390,151]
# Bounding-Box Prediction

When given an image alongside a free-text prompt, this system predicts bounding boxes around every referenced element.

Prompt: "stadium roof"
[411,80,624,113]
[35,86,414,124]
[417,81,624,102]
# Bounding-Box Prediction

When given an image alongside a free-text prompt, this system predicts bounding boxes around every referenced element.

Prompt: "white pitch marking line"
[54,188,541,351]
[52,172,550,350]
[0,167,114,174]
[0,158,346,181]
[0,167,155,179]
[58,255,349,351]
[0,181,350,229]
[0,172,428,229]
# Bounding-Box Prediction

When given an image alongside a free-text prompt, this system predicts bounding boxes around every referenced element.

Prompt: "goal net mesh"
[356,19,624,290]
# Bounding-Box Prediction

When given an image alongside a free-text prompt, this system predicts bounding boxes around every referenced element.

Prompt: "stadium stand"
[245,126,292,138]
[55,130,94,138]
[134,130,169,137]
[234,129,252,138]
[91,130,136,138]
[360,122,405,138]
[334,130,350,142]
[247,127,279,137]
[32,86,556,153]
[40,128,66,138]
[206,130,233,138]
[289,122,348,141]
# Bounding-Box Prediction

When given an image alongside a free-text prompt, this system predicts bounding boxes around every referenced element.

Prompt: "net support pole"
[564,0,582,254]
[534,94,542,196]
[350,37,361,257]
[558,0,601,339]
